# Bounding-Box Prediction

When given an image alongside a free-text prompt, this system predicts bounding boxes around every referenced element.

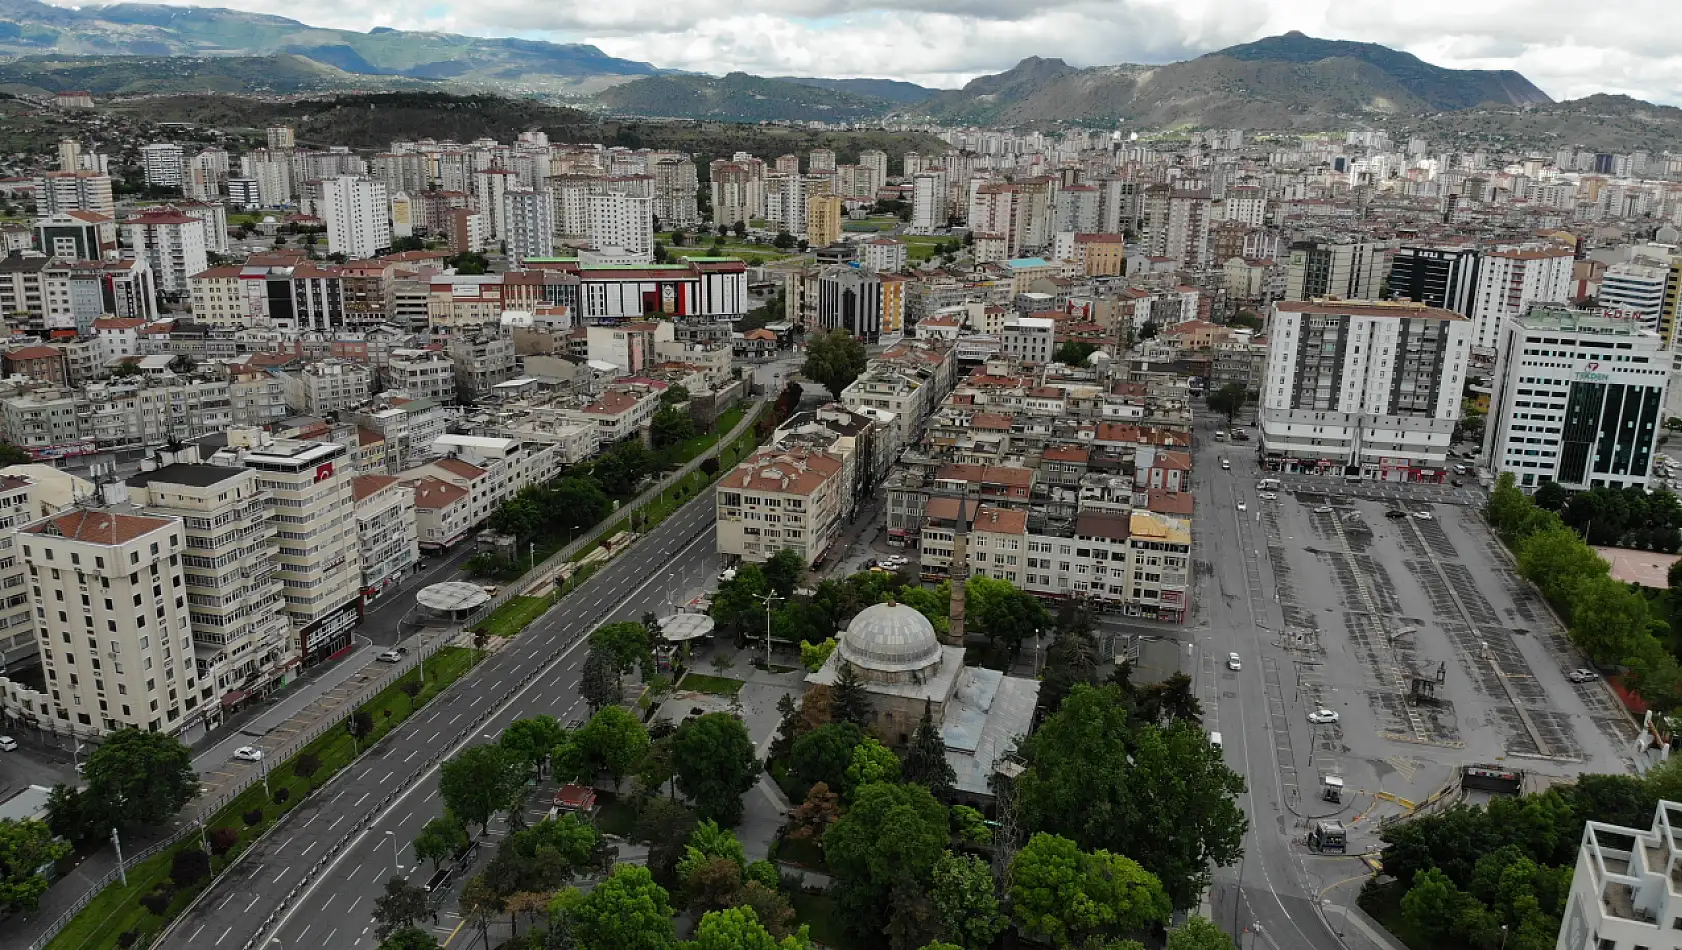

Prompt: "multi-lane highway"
[162,491,726,950]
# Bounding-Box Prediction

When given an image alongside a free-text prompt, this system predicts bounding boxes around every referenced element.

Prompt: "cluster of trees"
[1380,764,1682,950]
[1053,341,1101,367]
[802,329,868,398]
[1487,473,1682,706]
[1206,384,1247,428]
[713,557,1055,661]
[764,662,1241,948]
[652,386,698,450]
[1534,482,1682,552]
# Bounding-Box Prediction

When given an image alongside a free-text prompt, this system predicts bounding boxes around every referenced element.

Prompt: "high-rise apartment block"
[1467,246,1575,352]
[651,156,700,229]
[319,175,392,259]
[1483,306,1668,492]
[123,211,207,296]
[586,193,654,263]
[139,143,186,190]
[1285,240,1389,301]
[22,508,200,736]
[1259,299,1472,480]
[1387,245,1481,315]
[32,171,115,219]
[1139,185,1211,270]
[265,126,296,150]
[503,189,556,267]
[207,430,362,662]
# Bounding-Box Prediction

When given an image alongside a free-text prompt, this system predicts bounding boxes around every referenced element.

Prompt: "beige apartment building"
[715,446,846,565]
[352,475,418,603]
[22,509,200,737]
[126,461,293,717]
[207,430,362,662]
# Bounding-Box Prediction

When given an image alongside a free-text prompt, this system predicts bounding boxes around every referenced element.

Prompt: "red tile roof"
[352,474,398,502]
[27,510,172,544]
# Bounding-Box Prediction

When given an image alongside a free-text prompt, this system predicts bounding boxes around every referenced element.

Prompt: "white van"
[1209,731,1223,748]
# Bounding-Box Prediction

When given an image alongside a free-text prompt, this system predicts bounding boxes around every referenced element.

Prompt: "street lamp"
[383,830,403,875]
[758,592,781,668]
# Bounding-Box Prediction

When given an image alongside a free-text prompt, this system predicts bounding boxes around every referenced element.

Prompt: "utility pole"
[111,827,126,886]
[758,592,781,667]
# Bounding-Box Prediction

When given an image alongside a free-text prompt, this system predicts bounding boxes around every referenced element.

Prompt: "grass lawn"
[475,595,551,638]
[789,891,859,949]
[47,647,480,950]
[677,673,746,695]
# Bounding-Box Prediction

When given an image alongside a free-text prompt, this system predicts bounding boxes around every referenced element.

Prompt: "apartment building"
[1285,240,1389,301]
[1598,261,1670,334]
[351,475,418,603]
[403,475,473,550]
[405,435,563,528]
[21,508,200,737]
[1467,246,1575,353]
[715,445,846,565]
[445,334,517,397]
[1556,800,1682,950]
[1002,316,1055,364]
[504,189,556,267]
[806,194,843,248]
[1259,299,1473,481]
[1139,185,1211,270]
[586,193,654,262]
[207,431,362,662]
[278,359,374,415]
[126,461,292,718]
[140,143,186,189]
[0,468,91,671]
[353,398,449,471]
[32,171,115,219]
[320,176,392,259]
[123,211,207,296]
[1388,245,1480,315]
[964,506,1190,621]
[386,349,457,403]
[1483,306,1668,492]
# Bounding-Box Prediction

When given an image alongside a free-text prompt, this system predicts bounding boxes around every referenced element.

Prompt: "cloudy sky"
[65,0,1682,104]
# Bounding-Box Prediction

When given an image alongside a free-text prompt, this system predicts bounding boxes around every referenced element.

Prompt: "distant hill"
[911,32,1553,128]
[1385,94,1682,153]
[772,76,940,105]
[594,73,898,122]
[0,53,426,96]
[0,0,665,92]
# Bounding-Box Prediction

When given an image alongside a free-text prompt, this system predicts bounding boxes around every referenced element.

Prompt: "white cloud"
[40,0,1682,104]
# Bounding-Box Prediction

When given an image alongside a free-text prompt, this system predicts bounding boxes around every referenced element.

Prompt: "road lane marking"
[245,893,261,911]
[216,926,233,945]
[349,896,362,913]
[329,814,344,830]
[273,867,288,884]
[355,792,369,807]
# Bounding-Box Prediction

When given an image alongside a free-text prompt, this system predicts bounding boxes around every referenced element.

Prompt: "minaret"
[946,490,969,646]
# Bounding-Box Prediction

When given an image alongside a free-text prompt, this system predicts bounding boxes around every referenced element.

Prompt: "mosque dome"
[837,602,943,676]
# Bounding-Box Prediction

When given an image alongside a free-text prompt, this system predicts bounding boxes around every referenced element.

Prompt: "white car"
[1567,668,1597,684]
[1412,511,1434,521]
[0,736,15,752]
[1308,709,1340,725]
[376,648,407,663]
[1237,501,1247,511]
[1314,506,1334,513]
[232,746,264,762]
[1257,492,1278,500]
[1227,652,1242,671]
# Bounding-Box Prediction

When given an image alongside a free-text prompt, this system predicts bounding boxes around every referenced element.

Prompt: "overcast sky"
[71,0,1682,104]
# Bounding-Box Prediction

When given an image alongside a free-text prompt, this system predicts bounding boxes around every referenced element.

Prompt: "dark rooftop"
[128,462,245,489]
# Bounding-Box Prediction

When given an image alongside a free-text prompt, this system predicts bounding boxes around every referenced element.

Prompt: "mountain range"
[0,0,1659,144]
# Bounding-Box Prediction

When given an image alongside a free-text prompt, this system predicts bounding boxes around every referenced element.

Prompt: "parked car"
[1258,492,1278,500]
[1221,458,1231,470]
[1413,511,1434,521]
[376,647,408,663]
[1237,501,1247,511]
[0,736,16,752]
[1451,479,1464,487]
[1308,709,1340,725]
[1227,652,1242,671]
[1385,509,1408,519]
[1314,506,1334,514]
[1567,669,1597,683]
[232,746,264,762]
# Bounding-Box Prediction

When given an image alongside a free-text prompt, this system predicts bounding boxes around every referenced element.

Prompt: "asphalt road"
[162,491,725,950]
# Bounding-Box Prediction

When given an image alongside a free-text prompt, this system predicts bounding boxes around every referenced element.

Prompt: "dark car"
[1451,479,1464,487]
[1385,509,1408,519]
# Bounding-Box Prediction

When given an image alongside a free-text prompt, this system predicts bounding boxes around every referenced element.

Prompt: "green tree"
[1568,576,1653,665]
[652,406,697,449]
[590,622,657,680]
[831,661,872,728]
[377,927,441,950]
[1515,525,1608,601]
[0,819,72,912]
[965,576,1051,656]
[1533,480,1569,512]
[712,564,772,635]
[580,648,623,714]
[902,700,956,800]
[575,706,651,786]
[440,744,526,833]
[447,251,490,275]
[1165,916,1235,950]
[1008,833,1171,947]
[413,812,469,872]
[483,815,598,899]
[845,737,901,793]
[799,638,837,673]
[1014,685,1247,909]
[930,851,1006,950]
[45,783,94,843]
[1206,383,1247,427]
[1486,473,1532,540]
[501,715,567,779]
[1040,625,1099,713]
[772,231,796,250]
[824,782,949,934]
[691,905,811,950]
[672,712,759,825]
[676,819,748,879]
[1053,341,1099,367]
[373,875,433,941]
[566,864,675,950]
[82,728,198,826]
[803,329,868,398]
[789,722,864,795]
[0,442,32,465]
[764,548,807,598]
[1401,868,1467,941]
